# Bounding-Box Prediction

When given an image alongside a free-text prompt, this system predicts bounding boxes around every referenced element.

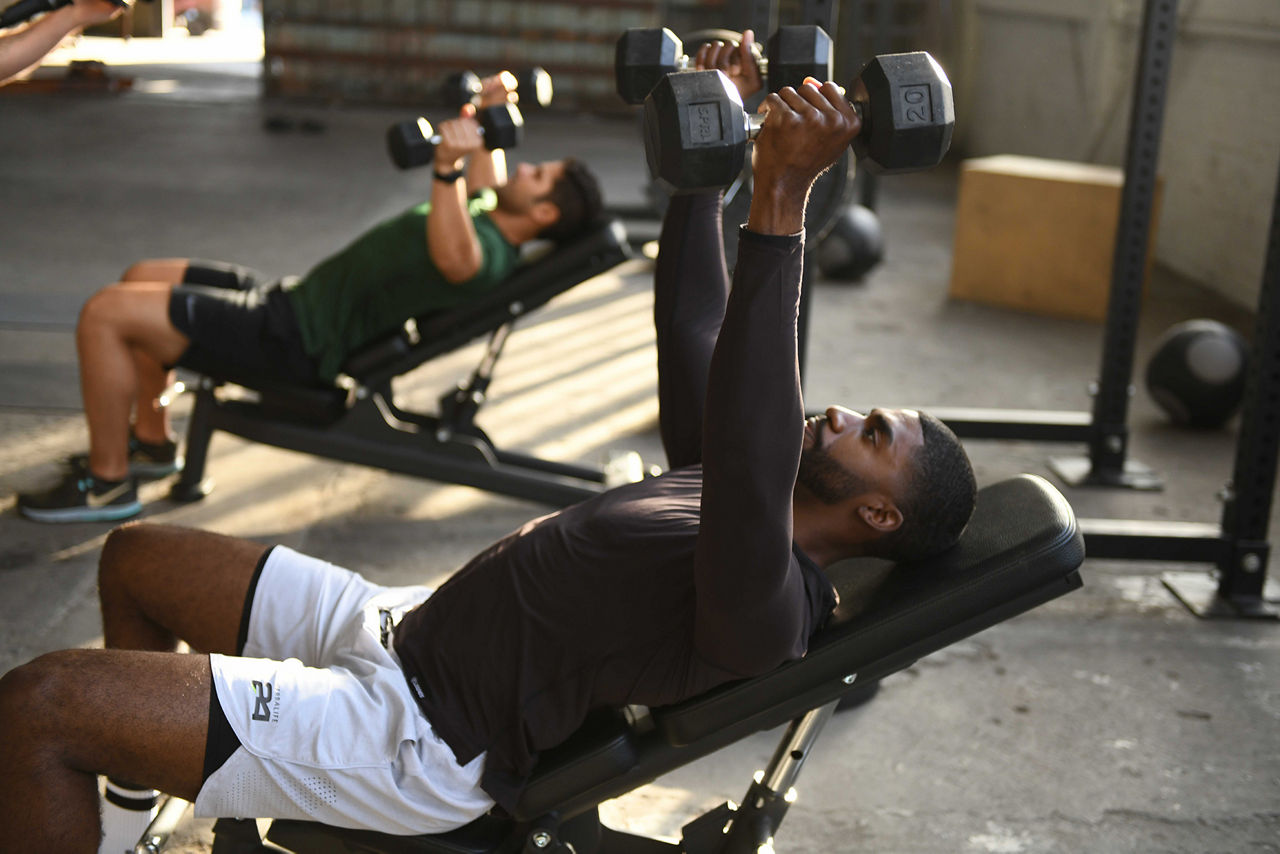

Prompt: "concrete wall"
[950,0,1280,310]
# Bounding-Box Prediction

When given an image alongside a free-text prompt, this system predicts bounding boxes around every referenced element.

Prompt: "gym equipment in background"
[169,221,640,509]
[815,202,884,282]
[1145,319,1249,429]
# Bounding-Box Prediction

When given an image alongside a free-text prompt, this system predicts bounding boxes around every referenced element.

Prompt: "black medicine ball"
[816,204,884,282]
[1144,319,1249,428]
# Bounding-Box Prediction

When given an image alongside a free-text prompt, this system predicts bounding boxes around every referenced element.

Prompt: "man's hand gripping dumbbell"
[387,72,525,171]
[615,24,831,105]
[442,67,553,112]
[643,43,955,193]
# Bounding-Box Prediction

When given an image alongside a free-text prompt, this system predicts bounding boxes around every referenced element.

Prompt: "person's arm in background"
[693,28,764,102]
[462,71,518,191]
[0,0,122,84]
[426,105,490,283]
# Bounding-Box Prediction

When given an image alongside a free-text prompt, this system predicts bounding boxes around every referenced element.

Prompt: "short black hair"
[537,157,603,243]
[870,411,976,563]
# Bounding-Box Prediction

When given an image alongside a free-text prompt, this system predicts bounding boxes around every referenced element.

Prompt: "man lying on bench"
[17,71,605,524]
[0,76,976,853]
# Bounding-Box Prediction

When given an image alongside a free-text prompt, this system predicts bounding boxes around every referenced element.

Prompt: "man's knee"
[0,652,78,739]
[99,523,166,597]
[122,259,187,283]
[121,260,152,281]
[76,283,135,337]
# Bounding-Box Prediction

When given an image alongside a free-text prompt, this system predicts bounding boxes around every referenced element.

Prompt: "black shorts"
[167,261,320,385]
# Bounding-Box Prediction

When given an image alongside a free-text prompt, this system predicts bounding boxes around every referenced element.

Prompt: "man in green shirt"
[18,73,604,524]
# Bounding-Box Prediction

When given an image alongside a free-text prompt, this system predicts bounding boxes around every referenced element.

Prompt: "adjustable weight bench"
[168,219,636,509]
[141,473,1084,854]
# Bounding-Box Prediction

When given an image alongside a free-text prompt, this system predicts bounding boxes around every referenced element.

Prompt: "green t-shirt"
[286,189,519,381]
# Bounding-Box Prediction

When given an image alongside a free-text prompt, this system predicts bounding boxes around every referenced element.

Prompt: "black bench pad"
[657,473,1084,746]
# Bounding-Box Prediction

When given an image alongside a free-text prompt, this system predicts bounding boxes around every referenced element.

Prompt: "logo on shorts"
[251,680,274,722]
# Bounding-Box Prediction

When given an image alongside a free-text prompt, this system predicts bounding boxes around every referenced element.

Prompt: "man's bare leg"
[122,260,190,285]
[120,259,191,448]
[130,347,176,447]
[76,282,189,481]
[0,649,211,853]
[0,524,269,851]
[99,522,270,654]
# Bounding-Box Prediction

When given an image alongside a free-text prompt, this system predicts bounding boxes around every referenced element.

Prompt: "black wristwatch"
[433,168,465,183]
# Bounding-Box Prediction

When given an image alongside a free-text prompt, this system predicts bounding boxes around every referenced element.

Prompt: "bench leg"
[210,817,276,853]
[704,701,839,854]
[170,382,216,503]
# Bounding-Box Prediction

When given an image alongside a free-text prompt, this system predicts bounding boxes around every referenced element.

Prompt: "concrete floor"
[0,40,1278,853]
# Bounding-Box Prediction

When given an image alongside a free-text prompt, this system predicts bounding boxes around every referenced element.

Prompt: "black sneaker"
[18,459,141,523]
[70,434,183,480]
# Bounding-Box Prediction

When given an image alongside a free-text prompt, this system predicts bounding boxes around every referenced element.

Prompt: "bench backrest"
[513,474,1084,820]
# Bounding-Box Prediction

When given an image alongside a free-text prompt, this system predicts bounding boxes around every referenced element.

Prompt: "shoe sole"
[131,457,184,479]
[20,501,143,524]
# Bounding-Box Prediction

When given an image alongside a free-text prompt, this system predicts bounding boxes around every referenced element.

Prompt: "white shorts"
[194,546,494,834]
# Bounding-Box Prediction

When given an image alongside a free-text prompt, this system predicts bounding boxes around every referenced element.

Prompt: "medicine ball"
[1144,319,1249,428]
[816,204,884,282]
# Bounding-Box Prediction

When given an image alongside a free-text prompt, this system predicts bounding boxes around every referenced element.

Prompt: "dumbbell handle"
[670,52,775,75]
[415,118,505,152]
[740,92,865,140]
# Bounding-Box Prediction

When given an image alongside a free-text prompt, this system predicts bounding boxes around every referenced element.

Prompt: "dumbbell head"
[387,117,437,170]
[616,28,684,105]
[515,67,553,109]
[643,69,748,194]
[386,103,524,171]
[442,70,483,110]
[850,52,954,174]
[480,102,525,149]
[765,25,833,92]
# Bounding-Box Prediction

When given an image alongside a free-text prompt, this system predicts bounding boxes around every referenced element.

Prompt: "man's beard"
[493,183,514,210]
[797,441,868,505]
[493,182,528,214]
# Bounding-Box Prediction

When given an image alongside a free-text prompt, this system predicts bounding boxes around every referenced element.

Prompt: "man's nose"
[826,406,863,434]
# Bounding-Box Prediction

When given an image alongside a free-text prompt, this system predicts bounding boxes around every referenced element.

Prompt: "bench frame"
[167,220,635,509]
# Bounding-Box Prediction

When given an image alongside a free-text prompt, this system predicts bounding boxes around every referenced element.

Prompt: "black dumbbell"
[441,68,553,111]
[386,103,524,171]
[615,25,832,105]
[643,52,955,193]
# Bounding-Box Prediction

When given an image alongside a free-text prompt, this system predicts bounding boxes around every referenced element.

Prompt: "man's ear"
[530,201,559,228]
[856,496,903,534]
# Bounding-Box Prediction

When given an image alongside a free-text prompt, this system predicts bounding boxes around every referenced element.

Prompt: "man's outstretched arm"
[0,0,121,84]
[651,29,766,470]
[652,190,729,469]
[693,81,861,675]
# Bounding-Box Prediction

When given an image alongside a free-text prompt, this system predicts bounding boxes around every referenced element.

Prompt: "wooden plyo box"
[948,155,1162,322]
